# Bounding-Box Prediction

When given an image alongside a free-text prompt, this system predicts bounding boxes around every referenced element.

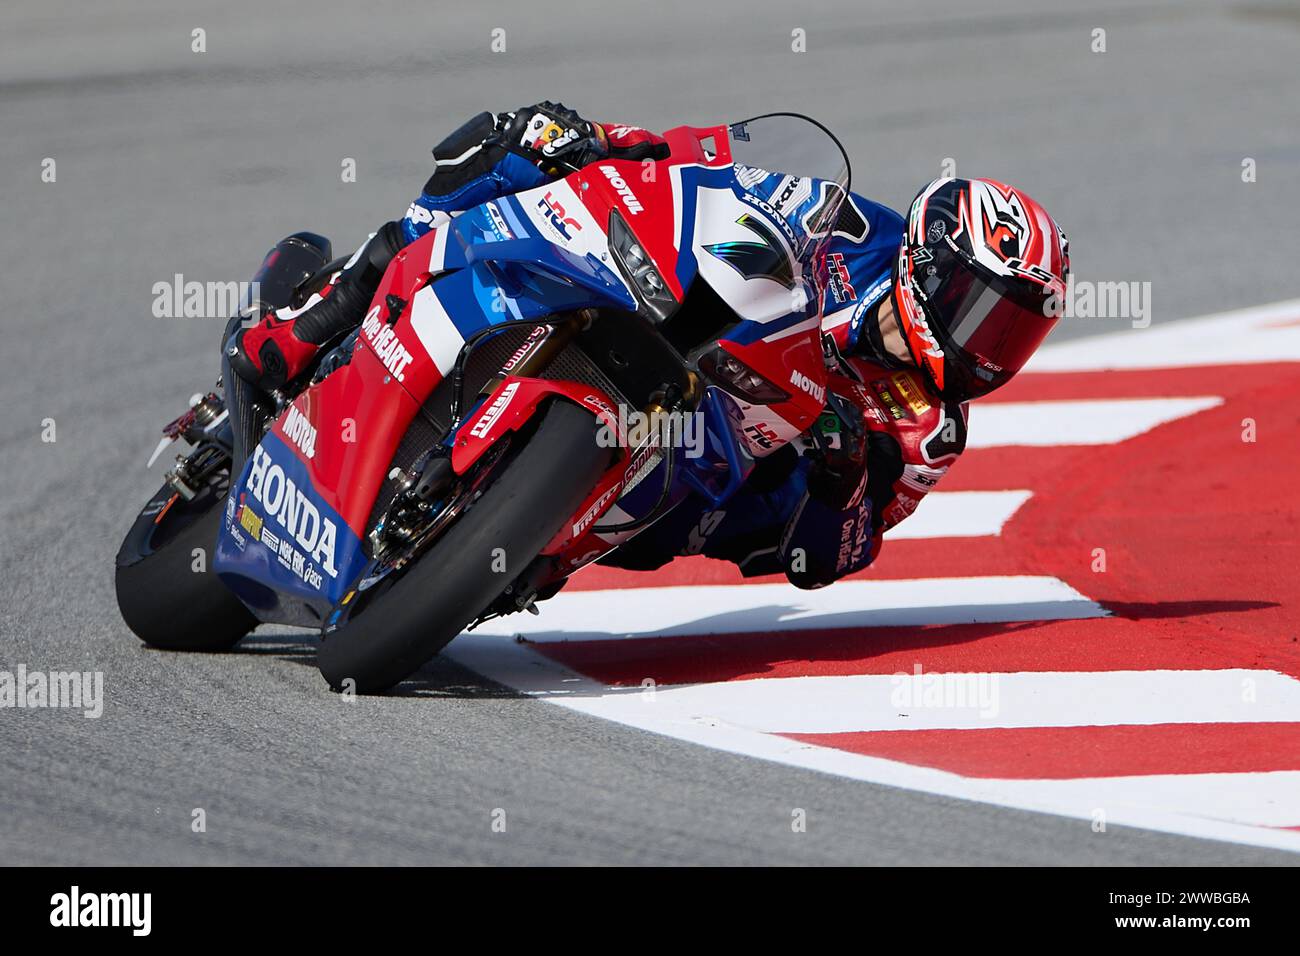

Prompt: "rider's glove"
[497,101,609,174]
[805,393,868,511]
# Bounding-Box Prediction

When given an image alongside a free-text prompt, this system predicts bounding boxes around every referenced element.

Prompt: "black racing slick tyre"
[115,484,257,651]
[316,400,613,694]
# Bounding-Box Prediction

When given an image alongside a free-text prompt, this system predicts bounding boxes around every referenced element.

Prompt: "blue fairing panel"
[214,433,367,616]
[443,191,639,318]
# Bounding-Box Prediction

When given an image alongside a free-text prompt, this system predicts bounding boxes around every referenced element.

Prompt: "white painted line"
[574,669,1300,734]
[451,300,1300,850]
[445,298,1300,853]
[468,576,1106,642]
[1027,297,1300,371]
[968,397,1223,447]
[444,637,1300,850]
[1001,772,1300,830]
[884,489,1030,538]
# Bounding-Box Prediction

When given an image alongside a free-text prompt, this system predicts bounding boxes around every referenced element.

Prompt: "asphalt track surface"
[2,0,1299,865]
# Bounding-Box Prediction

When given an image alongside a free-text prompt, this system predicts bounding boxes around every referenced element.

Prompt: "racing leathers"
[229,103,968,591]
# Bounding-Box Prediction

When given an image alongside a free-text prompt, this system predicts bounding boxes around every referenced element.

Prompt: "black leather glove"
[805,394,868,511]
[496,101,608,174]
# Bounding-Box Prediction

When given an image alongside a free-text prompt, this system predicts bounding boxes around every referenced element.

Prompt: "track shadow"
[496,598,1105,644]
[500,597,1286,690]
[1102,599,1278,619]
[388,655,520,700]
[233,630,517,699]
[497,598,1280,648]
[209,597,1284,699]
[233,631,318,666]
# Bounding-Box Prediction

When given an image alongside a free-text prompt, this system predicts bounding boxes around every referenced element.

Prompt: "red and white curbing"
[448,298,1300,853]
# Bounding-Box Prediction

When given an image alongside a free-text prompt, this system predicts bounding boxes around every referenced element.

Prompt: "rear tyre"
[316,400,611,694]
[115,485,257,651]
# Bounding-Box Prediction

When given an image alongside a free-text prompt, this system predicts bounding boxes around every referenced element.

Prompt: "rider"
[229,102,1070,590]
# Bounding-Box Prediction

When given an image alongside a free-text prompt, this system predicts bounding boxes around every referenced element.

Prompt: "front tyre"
[115,485,256,651]
[317,400,612,694]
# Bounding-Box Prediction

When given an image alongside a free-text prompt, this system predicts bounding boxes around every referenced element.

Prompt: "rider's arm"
[777,361,968,589]
[401,103,668,244]
[400,111,550,242]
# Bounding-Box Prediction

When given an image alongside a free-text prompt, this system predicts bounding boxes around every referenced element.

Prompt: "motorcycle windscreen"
[725,113,852,270]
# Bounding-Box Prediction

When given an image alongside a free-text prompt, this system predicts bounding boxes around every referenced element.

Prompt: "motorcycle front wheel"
[316,399,612,694]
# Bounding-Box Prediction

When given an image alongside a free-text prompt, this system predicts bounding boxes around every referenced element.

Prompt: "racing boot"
[227,220,405,391]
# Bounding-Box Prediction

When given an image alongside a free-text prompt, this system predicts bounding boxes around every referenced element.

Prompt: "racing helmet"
[892,177,1070,402]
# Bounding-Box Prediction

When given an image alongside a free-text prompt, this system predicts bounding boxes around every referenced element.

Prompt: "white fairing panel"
[517,179,611,262]
[690,186,814,327]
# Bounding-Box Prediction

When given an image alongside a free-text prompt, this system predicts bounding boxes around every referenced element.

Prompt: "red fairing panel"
[357,226,457,404]
[271,339,422,540]
[572,157,684,298]
[570,125,732,301]
[723,334,827,436]
[268,225,449,540]
[450,375,621,475]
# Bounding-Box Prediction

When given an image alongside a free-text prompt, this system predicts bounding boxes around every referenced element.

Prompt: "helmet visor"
[912,241,1057,398]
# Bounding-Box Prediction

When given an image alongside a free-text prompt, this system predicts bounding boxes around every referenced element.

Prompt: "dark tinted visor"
[913,241,1057,397]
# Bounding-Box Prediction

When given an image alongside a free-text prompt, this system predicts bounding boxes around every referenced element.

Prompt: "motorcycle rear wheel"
[316,399,611,694]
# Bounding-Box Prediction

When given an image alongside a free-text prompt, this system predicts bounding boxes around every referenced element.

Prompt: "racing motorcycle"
[115,113,854,693]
